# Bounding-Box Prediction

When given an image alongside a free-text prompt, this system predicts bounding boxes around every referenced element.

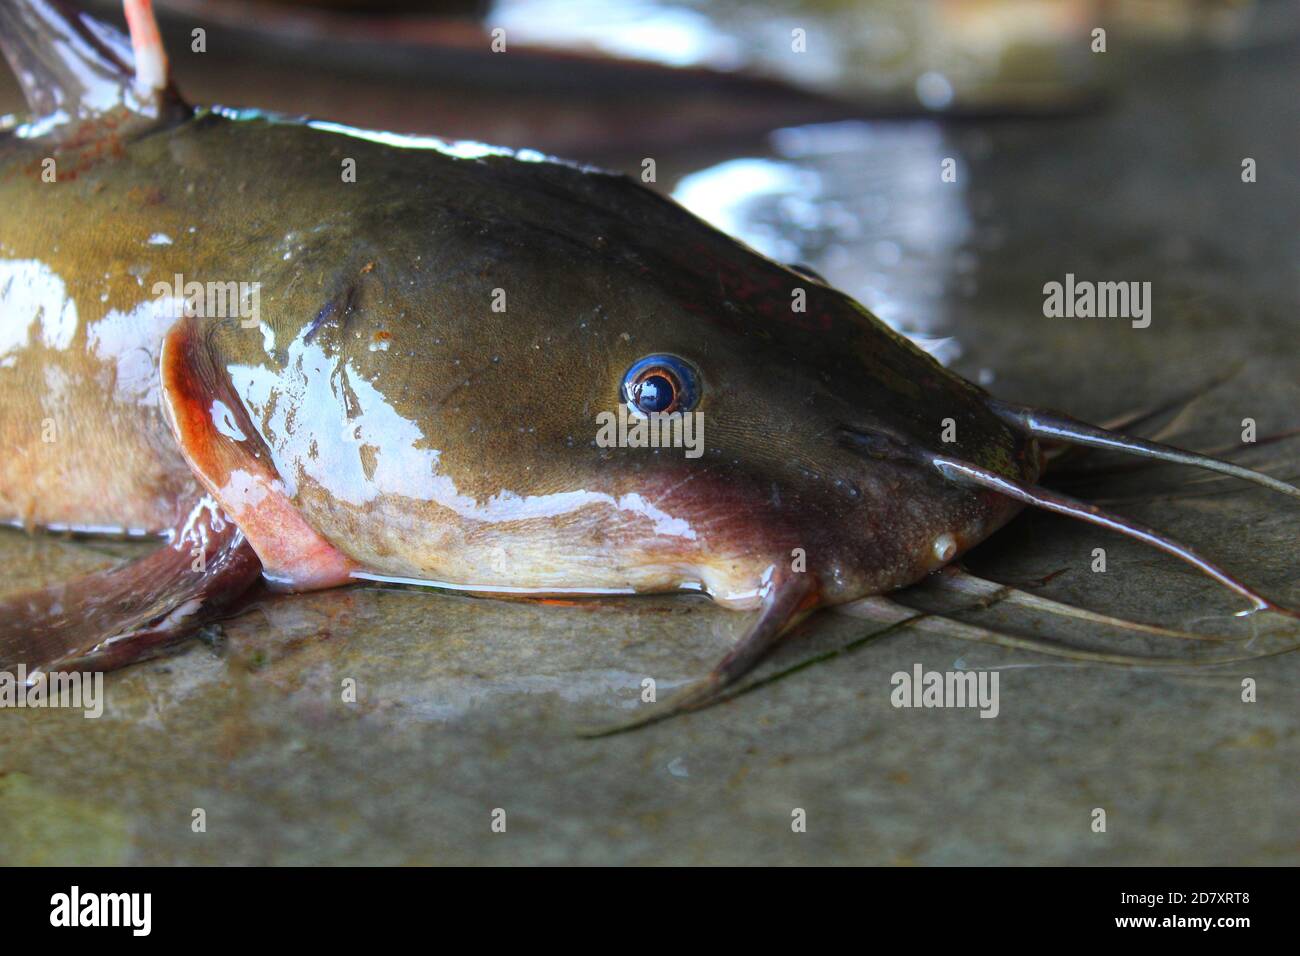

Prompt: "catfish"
[0,0,1295,727]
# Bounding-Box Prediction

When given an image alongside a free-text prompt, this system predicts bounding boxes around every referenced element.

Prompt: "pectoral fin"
[159,317,357,591]
[0,497,261,677]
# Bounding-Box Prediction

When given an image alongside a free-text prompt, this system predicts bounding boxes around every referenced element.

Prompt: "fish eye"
[622,355,699,417]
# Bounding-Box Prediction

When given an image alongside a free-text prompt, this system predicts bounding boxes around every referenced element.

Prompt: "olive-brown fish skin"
[0,110,1037,608]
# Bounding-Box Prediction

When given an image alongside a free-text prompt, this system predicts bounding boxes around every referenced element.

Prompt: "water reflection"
[0,259,79,358]
[670,119,971,362]
[489,0,742,68]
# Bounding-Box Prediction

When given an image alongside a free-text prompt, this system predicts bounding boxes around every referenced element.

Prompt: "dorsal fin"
[0,0,187,141]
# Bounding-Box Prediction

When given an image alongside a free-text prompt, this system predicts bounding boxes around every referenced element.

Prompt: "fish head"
[476,180,1044,607]
[163,145,1039,608]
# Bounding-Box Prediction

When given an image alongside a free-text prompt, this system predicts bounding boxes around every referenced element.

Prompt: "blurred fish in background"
[0,0,1274,158]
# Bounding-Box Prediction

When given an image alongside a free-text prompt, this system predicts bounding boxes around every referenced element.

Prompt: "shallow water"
[1,3,1297,864]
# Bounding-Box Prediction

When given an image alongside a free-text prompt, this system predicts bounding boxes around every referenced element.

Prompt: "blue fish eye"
[622,355,699,417]
[636,374,674,413]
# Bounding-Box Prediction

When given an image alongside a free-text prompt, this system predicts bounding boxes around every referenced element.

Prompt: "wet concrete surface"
[1,24,1297,864]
